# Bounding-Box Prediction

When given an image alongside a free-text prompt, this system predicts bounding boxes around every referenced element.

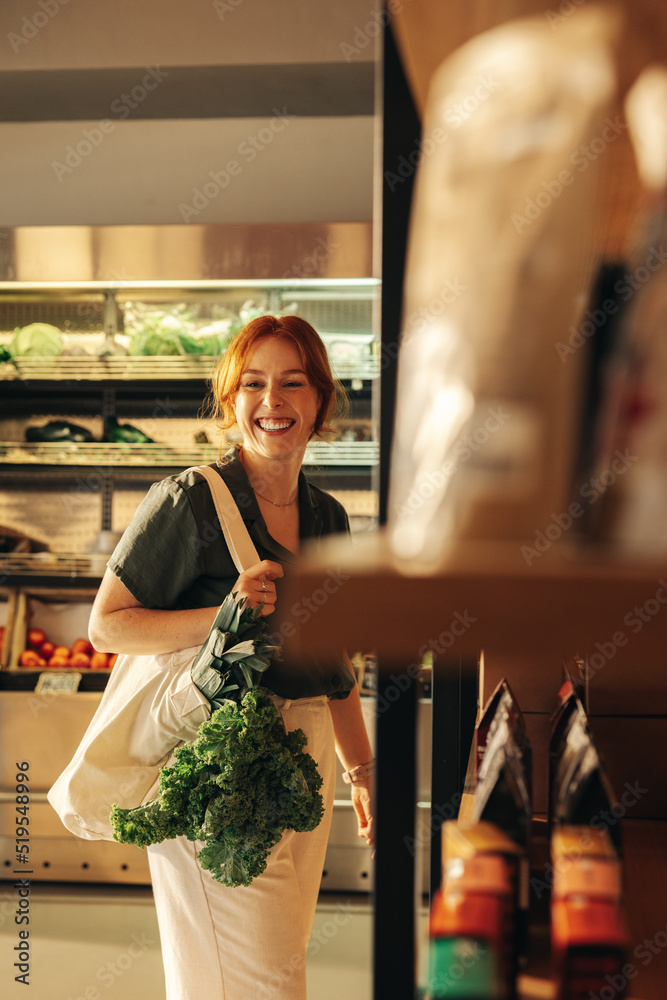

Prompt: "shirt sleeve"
[107,478,205,610]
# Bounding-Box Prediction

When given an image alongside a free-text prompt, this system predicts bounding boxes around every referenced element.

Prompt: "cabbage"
[11,323,65,357]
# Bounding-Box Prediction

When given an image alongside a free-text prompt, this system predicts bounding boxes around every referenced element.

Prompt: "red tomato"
[70,652,91,669]
[19,649,40,668]
[48,656,69,668]
[71,637,93,657]
[27,628,46,649]
[89,652,109,670]
[40,641,56,659]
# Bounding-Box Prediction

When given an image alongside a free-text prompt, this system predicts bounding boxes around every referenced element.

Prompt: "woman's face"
[233,335,320,464]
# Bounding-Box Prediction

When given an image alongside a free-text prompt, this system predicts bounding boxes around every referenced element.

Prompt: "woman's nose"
[263,383,283,407]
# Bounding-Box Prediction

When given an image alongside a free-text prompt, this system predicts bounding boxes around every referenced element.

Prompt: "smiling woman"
[85,312,373,1000]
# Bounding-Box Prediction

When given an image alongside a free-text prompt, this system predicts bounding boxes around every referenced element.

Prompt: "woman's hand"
[232,559,283,616]
[351,776,375,849]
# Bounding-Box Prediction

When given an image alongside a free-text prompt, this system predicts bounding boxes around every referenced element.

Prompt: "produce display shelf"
[0,356,218,382]
[0,553,105,580]
[0,440,379,467]
[0,356,380,383]
[0,667,111,690]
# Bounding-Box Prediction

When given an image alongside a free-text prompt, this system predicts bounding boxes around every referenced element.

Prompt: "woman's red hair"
[207,314,346,438]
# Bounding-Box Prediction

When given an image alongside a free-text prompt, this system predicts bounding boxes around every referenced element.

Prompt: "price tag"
[34,671,82,694]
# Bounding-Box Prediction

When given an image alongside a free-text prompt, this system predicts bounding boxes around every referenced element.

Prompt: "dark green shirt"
[108,447,355,699]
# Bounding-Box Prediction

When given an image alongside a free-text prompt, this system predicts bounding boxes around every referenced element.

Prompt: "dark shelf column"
[373,17,423,999]
[378,17,420,527]
[373,658,419,999]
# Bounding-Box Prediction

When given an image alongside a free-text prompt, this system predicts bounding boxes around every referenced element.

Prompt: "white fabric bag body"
[47,464,259,841]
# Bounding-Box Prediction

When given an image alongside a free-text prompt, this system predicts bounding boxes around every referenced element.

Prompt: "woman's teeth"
[257,419,294,432]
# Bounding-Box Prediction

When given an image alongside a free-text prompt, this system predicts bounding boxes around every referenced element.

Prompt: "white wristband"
[342,760,375,784]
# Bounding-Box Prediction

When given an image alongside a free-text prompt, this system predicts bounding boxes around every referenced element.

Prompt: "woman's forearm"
[89,604,219,655]
[328,683,374,771]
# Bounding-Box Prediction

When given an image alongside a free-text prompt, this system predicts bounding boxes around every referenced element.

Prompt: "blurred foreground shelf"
[285,532,667,664]
[284,532,667,1000]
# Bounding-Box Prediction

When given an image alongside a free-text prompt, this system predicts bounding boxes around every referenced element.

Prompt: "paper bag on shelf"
[388,10,617,570]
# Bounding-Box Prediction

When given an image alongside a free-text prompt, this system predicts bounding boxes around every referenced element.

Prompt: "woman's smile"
[255,417,296,434]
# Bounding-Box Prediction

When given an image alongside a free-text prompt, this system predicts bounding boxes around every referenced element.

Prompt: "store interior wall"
[0,0,376,226]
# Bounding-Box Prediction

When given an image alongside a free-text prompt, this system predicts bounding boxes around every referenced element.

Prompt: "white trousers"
[147,694,336,1000]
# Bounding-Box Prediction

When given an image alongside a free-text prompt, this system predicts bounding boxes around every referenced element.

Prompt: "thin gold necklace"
[253,488,298,508]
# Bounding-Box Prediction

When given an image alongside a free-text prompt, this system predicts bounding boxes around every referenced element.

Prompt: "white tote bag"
[47,465,260,841]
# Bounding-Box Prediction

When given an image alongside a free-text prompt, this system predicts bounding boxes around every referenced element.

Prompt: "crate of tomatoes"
[7,588,117,671]
[19,629,117,671]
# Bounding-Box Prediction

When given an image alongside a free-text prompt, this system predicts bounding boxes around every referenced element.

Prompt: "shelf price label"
[34,671,82,694]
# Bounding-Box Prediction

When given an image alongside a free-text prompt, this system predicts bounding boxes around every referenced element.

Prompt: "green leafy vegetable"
[104,416,154,444]
[110,597,324,887]
[11,323,64,357]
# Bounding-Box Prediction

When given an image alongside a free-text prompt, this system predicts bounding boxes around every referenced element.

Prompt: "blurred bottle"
[428,853,510,998]
[592,66,667,555]
[550,826,628,999]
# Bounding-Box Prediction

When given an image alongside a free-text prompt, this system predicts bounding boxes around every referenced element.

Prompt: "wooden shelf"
[284,532,667,663]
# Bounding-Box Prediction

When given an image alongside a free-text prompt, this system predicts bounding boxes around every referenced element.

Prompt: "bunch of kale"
[110,596,324,887]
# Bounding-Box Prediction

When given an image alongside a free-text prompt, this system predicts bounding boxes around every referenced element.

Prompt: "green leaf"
[198,832,251,887]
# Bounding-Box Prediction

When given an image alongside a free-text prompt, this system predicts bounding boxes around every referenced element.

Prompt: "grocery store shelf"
[0,356,218,382]
[0,355,380,383]
[0,553,106,582]
[0,277,380,292]
[0,439,379,468]
[0,668,111,687]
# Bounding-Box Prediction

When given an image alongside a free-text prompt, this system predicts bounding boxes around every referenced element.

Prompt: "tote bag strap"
[196,464,260,574]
